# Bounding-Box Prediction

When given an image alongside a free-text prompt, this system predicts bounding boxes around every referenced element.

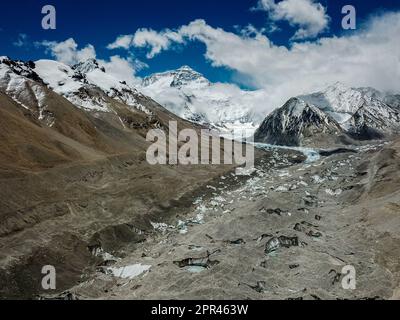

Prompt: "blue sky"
[0,0,399,88]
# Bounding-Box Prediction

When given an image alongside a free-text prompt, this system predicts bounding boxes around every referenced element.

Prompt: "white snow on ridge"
[33,60,109,112]
[0,61,41,111]
[299,82,399,124]
[299,82,365,116]
[34,60,82,95]
[34,59,152,114]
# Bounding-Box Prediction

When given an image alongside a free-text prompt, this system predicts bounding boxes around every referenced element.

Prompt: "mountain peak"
[0,57,44,84]
[0,56,11,63]
[170,66,209,88]
[254,96,344,147]
[177,65,195,72]
[299,82,365,116]
[328,81,350,91]
[284,97,322,117]
[142,65,210,89]
[72,58,105,74]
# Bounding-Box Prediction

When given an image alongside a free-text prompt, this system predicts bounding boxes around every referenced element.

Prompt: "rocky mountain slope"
[255,83,400,147]
[254,98,352,148]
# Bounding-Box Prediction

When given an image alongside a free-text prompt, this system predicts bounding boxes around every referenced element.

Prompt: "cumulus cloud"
[98,55,147,86]
[37,38,96,65]
[255,0,330,39]
[107,35,134,50]
[107,28,184,58]
[107,12,400,116]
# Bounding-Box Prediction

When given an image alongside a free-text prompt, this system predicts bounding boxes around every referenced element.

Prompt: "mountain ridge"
[255,83,400,147]
[254,97,350,147]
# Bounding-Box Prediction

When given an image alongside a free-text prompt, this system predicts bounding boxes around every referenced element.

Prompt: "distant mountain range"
[2,56,399,151]
[255,82,400,147]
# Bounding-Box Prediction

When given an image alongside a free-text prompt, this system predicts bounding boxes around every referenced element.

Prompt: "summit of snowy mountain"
[254,97,347,147]
[0,56,198,148]
[298,82,365,123]
[177,65,193,71]
[299,82,400,123]
[140,66,261,135]
[142,65,210,89]
[72,58,105,74]
[170,66,210,88]
[298,82,400,138]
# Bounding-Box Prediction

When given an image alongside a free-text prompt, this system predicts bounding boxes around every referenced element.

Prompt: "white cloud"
[108,28,184,58]
[107,35,134,50]
[107,11,400,116]
[13,33,28,47]
[98,55,146,86]
[256,0,330,39]
[141,77,269,124]
[37,38,96,65]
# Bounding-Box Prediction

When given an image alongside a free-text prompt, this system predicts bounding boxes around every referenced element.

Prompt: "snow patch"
[325,188,342,196]
[107,264,151,279]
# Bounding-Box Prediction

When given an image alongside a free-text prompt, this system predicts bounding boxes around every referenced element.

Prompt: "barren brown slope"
[0,78,259,298]
[0,93,87,171]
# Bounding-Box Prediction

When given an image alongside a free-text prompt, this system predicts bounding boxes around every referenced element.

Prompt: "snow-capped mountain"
[299,82,399,121]
[0,56,201,146]
[344,100,400,139]
[358,87,400,110]
[299,82,400,139]
[0,56,56,126]
[140,65,261,135]
[0,56,153,118]
[255,83,400,147]
[142,65,210,89]
[34,58,152,115]
[254,98,347,147]
[0,57,262,138]
[3,56,398,148]
[298,82,365,124]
